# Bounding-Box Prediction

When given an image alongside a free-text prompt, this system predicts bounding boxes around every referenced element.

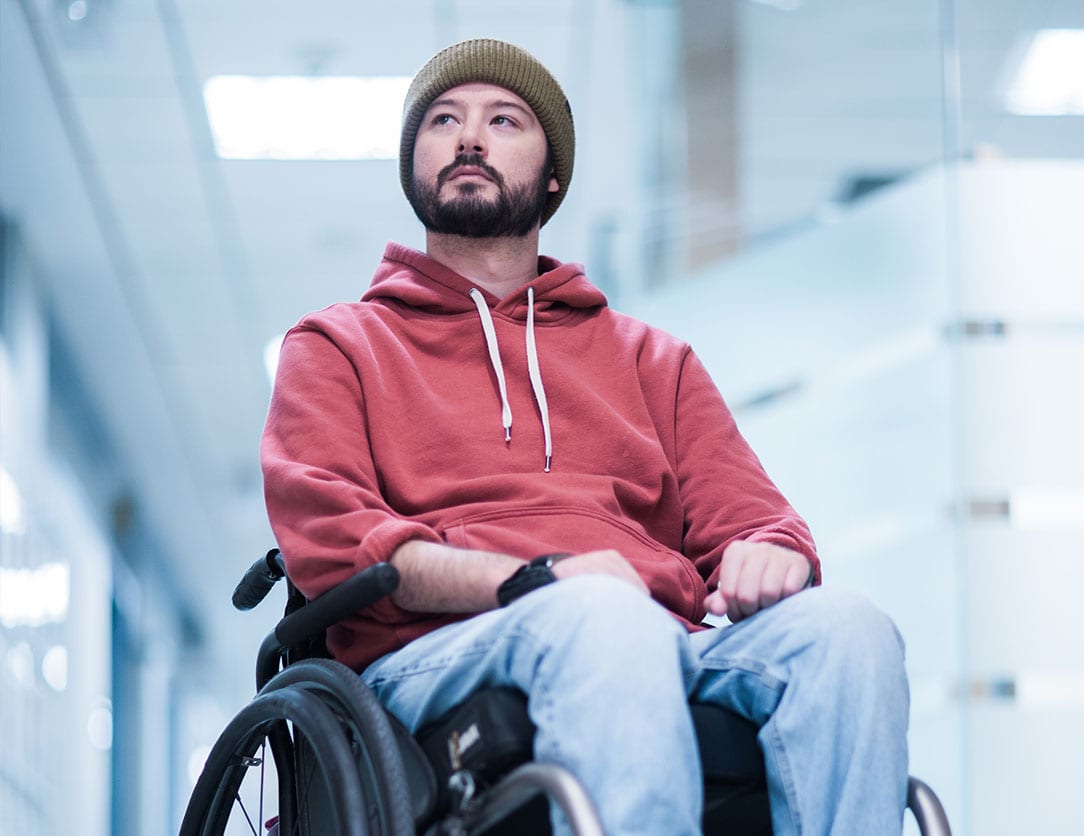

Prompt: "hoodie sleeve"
[260,323,443,619]
[672,349,820,589]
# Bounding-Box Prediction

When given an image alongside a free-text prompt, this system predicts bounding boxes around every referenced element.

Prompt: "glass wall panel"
[624,1,1084,833]
[951,1,1084,829]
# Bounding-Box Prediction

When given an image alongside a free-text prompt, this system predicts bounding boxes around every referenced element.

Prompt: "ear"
[548,174,559,194]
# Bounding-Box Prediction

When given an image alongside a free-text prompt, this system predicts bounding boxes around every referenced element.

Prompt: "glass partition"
[623,2,1084,833]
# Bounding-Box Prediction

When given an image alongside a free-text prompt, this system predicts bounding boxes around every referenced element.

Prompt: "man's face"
[409,83,559,237]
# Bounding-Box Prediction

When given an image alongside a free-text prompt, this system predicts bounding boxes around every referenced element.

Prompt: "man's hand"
[551,549,650,595]
[704,540,812,622]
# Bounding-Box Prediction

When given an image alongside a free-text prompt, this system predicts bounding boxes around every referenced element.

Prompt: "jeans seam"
[763,718,802,835]
[697,655,786,694]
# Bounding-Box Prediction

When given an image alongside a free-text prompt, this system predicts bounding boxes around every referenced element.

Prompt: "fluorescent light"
[0,465,26,535]
[0,562,71,628]
[6,643,34,688]
[263,332,285,385]
[42,645,69,692]
[1004,29,1084,115]
[86,700,113,751]
[203,75,411,160]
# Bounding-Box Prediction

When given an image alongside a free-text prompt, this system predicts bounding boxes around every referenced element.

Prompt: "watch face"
[531,552,573,569]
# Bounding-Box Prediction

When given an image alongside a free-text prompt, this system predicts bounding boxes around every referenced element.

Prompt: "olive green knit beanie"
[399,38,575,225]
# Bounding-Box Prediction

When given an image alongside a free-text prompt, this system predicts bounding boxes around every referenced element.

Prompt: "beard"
[409,153,551,238]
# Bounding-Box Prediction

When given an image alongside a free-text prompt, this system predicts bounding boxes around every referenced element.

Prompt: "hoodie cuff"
[360,518,443,570]
[358,519,444,623]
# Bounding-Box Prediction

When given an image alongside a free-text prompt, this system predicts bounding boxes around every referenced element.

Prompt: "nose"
[457,135,485,155]
[457,117,486,157]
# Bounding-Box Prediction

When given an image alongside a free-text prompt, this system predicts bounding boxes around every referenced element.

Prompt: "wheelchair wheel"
[263,658,415,836]
[180,686,368,836]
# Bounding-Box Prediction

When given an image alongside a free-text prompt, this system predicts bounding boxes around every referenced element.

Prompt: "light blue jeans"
[361,576,909,835]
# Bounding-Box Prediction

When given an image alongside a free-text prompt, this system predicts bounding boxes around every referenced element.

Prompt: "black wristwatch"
[496,553,574,607]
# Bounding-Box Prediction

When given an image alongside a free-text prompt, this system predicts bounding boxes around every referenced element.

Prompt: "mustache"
[437,154,505,189]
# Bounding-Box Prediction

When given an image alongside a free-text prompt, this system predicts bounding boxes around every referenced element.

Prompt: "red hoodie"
[261,242,818,671]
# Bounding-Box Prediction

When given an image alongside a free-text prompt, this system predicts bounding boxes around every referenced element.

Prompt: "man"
[261,38,909,835]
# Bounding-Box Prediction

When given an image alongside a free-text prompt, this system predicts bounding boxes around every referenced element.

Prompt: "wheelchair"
[180,550,952,836]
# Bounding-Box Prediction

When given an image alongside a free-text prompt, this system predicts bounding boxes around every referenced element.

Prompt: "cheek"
[412,138,444,180]
[500,144,549,182]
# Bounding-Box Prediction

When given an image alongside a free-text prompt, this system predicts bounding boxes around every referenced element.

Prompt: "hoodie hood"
[362,242,607,319]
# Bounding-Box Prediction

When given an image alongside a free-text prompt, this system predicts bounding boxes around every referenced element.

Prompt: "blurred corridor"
[2,1,1082,833]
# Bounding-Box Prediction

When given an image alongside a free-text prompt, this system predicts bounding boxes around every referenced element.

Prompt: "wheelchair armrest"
[254,561,400,691]
[274,562,401,649]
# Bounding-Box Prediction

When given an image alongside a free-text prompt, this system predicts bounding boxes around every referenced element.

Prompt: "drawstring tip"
[544,456,551,473]
[504,428,511,443]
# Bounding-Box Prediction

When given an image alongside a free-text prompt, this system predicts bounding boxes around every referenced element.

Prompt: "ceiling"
[2,0,1081,706]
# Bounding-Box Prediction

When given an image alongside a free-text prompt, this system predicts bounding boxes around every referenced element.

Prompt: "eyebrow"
[428,97,534,119]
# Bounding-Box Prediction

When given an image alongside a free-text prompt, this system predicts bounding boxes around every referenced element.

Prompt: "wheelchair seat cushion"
[691,703,771,835]
[690,702,765,782]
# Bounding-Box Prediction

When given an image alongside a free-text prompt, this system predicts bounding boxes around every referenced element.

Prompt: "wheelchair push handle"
[274,561,400,650]
[232,549,287,610]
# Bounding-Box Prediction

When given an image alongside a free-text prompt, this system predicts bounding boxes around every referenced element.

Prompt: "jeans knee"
[520,575,689,668]
[533,574,663,620]
[792,588,906,673]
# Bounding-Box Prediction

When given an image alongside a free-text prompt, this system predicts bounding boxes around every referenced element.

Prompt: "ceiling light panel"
[1004,29,1084,116]
[203,75,411,160]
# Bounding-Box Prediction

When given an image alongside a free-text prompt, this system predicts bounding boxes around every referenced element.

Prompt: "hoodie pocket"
[440,505,706,623]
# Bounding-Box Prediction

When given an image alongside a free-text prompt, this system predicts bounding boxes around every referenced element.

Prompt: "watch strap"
[496,553,575,607]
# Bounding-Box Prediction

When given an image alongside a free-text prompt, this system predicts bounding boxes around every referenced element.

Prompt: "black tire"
[180,687,368,836]
[262,658,415,836]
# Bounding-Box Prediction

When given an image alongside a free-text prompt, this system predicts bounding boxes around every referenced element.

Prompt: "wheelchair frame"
[180,551,952,836]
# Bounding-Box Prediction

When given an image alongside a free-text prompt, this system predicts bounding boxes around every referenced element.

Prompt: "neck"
[425,229,542,298]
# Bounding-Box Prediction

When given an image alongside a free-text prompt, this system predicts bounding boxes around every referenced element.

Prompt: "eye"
[431,113,457,126]
[491,115,517,127]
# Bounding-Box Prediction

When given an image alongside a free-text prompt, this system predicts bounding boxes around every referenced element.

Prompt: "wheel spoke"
[259,739,266,833]
[235,791,259,836]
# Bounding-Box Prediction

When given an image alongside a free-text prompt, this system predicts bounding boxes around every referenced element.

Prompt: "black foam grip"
[274,563,400,649]
[232,549,287,611]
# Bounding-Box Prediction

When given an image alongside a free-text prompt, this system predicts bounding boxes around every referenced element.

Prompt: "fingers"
[704,588,728,616]
[782,555,813,596]
[713,541,811,621]
[716,541,759,621]
[546,543,812,616]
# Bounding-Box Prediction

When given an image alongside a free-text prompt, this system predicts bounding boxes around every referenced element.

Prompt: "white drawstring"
[525,287,553,472]
[469,288,512,442]
[468,286,554,471]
